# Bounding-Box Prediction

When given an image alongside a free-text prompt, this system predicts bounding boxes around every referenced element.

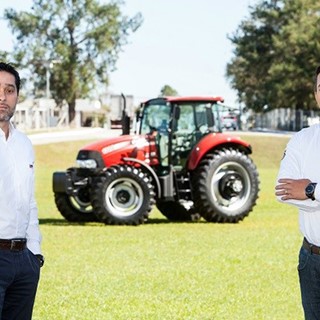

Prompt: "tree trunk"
[68,99,76,127]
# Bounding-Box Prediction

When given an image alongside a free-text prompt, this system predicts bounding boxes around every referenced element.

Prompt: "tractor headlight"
[76,159,97,169]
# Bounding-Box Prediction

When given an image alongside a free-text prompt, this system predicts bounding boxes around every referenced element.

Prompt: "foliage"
[227,0,320,112]
[30,133,305,319]
[159,84,178,97]
[0,51,10,63]
[3,0,143,123]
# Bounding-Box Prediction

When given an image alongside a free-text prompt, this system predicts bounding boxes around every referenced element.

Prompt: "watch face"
[306,183,316,199]
[306,185,315,193]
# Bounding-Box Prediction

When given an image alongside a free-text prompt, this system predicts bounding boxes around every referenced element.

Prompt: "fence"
[249,108,320,131]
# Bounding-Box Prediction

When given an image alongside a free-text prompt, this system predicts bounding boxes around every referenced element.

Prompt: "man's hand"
[275,178,311,201]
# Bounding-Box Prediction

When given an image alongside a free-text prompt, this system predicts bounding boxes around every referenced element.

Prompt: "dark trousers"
[0,248,40,320]
[299,245,320,320]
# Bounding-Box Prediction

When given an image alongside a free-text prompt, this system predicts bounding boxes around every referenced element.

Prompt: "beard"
[0,107,15,122]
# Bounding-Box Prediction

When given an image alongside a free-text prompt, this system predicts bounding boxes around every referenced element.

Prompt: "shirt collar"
[0,122,16,142]
[7,122,16,142]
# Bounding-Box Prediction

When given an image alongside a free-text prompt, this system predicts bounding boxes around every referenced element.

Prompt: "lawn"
[32,133,302,320]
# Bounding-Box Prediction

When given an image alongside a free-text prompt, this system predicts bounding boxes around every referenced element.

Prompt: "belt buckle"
[10,240,22,251]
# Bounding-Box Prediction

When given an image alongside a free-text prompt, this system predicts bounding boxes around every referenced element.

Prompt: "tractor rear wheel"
[54,188,98,222]
[156,200,200,221]
[91,165,155,225]
[192,148,259,222]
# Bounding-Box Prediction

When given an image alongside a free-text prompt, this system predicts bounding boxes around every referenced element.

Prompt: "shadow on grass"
[147,217,207,224]
[39,218,88,226]
[39,217,207,226]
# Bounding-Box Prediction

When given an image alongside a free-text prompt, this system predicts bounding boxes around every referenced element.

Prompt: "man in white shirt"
[275,66,320,319]
[0,62,43,320]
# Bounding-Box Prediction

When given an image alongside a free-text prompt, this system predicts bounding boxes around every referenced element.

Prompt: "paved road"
[227,129,293,138]
[28,128,122,145]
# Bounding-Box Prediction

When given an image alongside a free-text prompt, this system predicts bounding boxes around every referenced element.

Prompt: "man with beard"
[0,62,43,320]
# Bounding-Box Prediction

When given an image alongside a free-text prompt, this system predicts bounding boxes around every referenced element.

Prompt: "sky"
[0,0,257,107]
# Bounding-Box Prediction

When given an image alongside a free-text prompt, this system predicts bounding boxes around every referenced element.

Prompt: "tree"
[226,0,284,112]
[159,85,178,97]
[3,0,143,124]
[226,0,320,112]
[268,0,320,110]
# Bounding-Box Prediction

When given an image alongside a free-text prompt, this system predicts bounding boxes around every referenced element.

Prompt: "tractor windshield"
[140,101,171,135]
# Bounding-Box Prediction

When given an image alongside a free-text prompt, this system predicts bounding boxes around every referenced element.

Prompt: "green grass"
[33,134,303,320]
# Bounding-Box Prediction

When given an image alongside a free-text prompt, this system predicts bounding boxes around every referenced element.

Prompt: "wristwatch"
[305,182,317,201]
[35,254,45,267]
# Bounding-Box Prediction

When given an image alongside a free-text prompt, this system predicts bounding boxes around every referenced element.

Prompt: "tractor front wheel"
[91,165,155,225]
[54,189,98,222]
[192,148,259,223]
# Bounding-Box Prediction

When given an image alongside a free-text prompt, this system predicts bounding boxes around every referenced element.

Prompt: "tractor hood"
[77,134,158,168]
[80,134,141,153]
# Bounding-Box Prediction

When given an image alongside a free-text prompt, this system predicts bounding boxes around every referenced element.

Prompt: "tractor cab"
[136,96,224,169]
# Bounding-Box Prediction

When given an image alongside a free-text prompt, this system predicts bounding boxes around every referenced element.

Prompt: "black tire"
[192,148,259,223]
[91,165,155,225]
[156,200,200,221]
[54,189,98,222]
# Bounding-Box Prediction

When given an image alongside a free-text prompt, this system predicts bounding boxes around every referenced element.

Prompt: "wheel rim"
[210,161,251,215]
[69,195,93,213]
[104,177,144,217]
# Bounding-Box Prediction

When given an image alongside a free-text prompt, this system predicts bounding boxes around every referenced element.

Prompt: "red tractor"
[53,96,259,225]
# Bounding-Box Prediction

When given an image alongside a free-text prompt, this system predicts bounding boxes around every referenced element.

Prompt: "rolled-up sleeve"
[276,133,320,211]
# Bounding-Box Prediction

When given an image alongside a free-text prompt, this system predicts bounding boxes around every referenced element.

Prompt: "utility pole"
[43,60,61,98]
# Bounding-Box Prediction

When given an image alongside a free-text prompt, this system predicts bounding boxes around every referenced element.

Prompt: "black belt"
[0,239,27,251]
[303,238,320,255]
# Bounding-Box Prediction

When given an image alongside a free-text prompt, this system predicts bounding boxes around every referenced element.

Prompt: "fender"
[187,133,252,170]
[122,157,162,198]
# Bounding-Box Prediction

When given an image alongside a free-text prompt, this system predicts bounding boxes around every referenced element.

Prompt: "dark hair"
[0,62,20,94]
[314,66,320,92]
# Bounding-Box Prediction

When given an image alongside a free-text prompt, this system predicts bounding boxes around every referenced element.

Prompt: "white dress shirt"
[0,123,42,254]
[277,123,320,246]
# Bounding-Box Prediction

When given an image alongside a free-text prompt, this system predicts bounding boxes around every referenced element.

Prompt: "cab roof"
[145,96,224,104]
